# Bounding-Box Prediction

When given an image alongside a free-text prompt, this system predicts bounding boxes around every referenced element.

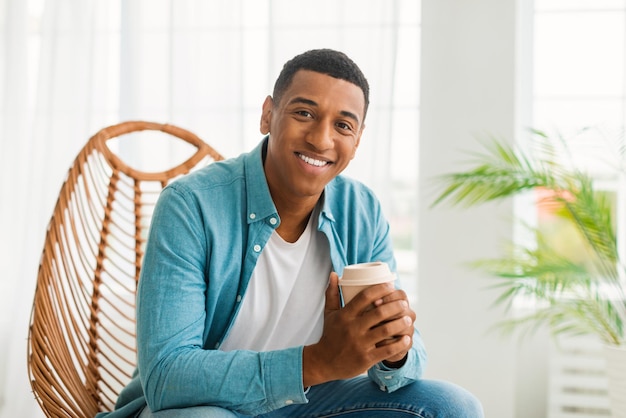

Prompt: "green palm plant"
[432,130,625,346]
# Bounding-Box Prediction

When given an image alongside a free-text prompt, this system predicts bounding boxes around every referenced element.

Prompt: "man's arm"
[136,187,307,415]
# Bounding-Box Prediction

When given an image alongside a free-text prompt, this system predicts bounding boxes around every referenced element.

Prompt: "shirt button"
[384,375,393,380]
[249,213,256,220]
[285,400,293,405]
[253,244,261,252]
[379,385,386,391]
[269,217,277,225]
[236,295,242,302]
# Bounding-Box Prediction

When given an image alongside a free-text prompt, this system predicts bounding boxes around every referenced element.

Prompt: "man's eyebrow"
[288,97,317,108]
[287,96,361,125]
[339,110,361,125]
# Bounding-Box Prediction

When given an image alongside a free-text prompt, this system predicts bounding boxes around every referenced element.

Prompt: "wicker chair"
[27,121,224,418]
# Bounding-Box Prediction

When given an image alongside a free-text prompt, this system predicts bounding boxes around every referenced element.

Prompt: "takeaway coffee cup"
[339,261,395,305]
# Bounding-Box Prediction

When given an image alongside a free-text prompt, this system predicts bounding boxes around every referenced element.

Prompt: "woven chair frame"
[27,121,223,418]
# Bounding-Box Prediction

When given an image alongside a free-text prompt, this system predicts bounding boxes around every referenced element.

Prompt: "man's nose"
[307,121,333,150]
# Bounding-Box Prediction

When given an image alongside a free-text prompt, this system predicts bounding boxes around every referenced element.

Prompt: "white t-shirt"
[219,209,332,352]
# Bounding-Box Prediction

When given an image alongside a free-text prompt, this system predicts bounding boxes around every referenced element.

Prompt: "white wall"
[417,1,546,416]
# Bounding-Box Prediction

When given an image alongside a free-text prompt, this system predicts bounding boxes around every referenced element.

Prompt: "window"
[532,0,626,277]
[531,2,626,415]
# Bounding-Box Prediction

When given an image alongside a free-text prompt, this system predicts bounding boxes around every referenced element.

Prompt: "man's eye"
[296,110,312,118]
[337,122,352,131]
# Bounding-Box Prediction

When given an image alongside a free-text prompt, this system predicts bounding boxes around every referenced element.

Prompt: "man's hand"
[371,287,416,367]
[302,272,414,387]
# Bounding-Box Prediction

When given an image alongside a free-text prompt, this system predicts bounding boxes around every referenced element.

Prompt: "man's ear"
[260,95,273,135]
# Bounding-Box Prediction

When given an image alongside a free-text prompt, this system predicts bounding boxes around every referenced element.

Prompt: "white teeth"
[298,153,328,167]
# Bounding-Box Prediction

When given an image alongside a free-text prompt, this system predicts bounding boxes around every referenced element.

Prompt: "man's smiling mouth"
[297,153,329,167]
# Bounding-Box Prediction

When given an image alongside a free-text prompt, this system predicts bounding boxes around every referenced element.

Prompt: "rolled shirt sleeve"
[367,328,427,393]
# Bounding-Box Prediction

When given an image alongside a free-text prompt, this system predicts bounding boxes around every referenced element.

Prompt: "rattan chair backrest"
[27,121,224,418]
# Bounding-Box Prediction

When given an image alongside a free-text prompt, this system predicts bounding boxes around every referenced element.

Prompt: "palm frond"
[431,138,557,208]
[490,296,623,345]
[557,174,618,267]
[434,131,626,345]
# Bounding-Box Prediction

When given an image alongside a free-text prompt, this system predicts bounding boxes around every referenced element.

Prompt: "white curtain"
[0,0,419,416]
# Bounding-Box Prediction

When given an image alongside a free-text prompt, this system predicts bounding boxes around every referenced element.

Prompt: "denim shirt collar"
[243,137,279,224]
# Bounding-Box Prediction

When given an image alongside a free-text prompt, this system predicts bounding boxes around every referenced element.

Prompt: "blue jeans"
[138,376,484,418]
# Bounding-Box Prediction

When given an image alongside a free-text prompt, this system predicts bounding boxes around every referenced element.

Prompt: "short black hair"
[272,49,370,118]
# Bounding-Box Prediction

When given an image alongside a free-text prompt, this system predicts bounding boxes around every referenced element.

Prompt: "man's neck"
[273,196,320,243]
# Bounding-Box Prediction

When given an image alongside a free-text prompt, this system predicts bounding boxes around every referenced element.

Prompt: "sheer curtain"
[0,0,419,416]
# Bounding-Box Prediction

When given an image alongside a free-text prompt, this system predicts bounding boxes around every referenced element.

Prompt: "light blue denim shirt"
[98,138,427,417]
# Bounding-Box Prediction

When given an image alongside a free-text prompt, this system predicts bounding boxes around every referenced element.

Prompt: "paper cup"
[339,261,395,305]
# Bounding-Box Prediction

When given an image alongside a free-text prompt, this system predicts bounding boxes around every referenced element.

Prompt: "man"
[100,49,484,417]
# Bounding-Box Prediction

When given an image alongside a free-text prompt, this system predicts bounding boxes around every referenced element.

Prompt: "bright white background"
[2,0,626,417]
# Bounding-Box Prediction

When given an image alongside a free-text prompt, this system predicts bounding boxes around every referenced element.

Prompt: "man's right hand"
[302,272,412,387]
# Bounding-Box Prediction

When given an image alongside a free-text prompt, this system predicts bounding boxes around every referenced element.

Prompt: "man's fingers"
[370,314,413,339]
[344,282,395,312]
[374,334,412,360]
[376,288,409,305]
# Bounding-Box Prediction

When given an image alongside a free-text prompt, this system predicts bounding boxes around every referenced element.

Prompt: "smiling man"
[98,49,484,418]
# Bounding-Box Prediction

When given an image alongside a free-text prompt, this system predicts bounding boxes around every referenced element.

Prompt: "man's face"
[260,70,365,202]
